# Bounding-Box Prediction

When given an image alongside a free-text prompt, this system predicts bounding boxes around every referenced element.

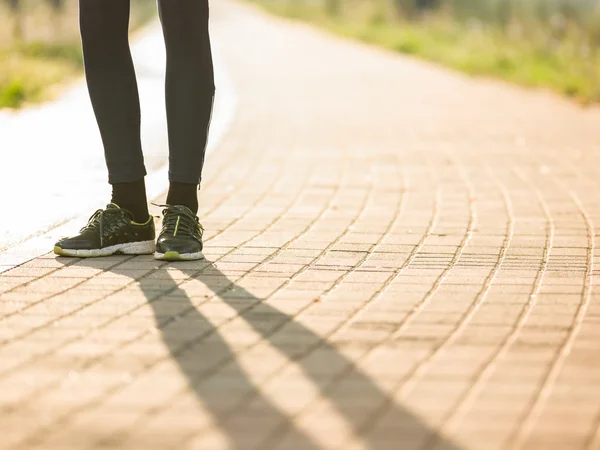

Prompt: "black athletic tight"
[79,0,215,185]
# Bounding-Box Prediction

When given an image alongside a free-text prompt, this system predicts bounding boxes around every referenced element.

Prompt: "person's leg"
[54,0,155,258]
[158,0,215,215]
[79,0,149,222]
[154,0,214,261]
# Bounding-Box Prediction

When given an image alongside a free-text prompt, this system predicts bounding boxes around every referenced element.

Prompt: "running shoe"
[154,204,204,261]
[54,204,155,257]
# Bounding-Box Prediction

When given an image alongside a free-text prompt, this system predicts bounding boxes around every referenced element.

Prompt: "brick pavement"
[2,1,600,449]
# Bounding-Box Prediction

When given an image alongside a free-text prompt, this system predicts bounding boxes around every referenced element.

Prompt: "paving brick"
[1,1,600,449]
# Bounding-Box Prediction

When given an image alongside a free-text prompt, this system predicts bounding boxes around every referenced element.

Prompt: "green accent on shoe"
[163,251,182,260]
[154,204,204,261]
[173,216,181,237]
[53,204,155,257]
[132,215,154,226]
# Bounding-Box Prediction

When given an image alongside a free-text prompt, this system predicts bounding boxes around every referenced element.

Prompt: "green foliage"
[18,41,84,64]
[0,79,26,108]
[0,0,157,109]
[252,0,600,104]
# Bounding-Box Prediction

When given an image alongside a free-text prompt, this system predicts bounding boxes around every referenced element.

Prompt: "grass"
[0,42,83,108]
[249,0,600,105]
[0,0,157,109]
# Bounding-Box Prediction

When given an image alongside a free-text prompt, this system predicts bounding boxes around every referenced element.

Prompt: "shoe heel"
[122,240,156,255]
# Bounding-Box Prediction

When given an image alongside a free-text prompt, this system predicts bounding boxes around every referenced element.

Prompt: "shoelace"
[154,204,204,238]
[80,207,129,247]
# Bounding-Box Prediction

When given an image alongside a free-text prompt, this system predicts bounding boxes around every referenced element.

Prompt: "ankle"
[111,178,149,223]
[166,181,198,214]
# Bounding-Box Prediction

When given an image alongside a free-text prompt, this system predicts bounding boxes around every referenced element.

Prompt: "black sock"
[110,178,149,223]
[166,182,198,214]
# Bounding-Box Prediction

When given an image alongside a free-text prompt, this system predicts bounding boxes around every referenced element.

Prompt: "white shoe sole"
[54,240,155,258]
[154,250,204,261]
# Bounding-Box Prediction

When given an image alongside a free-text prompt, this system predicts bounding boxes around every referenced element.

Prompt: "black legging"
[79,0,215,185]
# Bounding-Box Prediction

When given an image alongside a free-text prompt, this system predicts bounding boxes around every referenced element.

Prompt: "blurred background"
[252,0,600,103]
[0,0,156,108]
[2,0,600,109]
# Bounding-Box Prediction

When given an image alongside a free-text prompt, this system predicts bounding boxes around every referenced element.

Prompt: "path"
[1,1,600,449]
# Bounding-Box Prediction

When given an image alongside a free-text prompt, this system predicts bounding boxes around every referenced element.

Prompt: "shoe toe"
[156,236,202,254]
[55,237,96,251]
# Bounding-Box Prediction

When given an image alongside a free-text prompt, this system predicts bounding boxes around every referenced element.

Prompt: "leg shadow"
[190,261,463,450]
[71,255,462,450]
[90,256,322,450]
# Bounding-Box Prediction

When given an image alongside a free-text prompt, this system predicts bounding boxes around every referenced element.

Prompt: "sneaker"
[154,204,204,261]
[54,204,155,257]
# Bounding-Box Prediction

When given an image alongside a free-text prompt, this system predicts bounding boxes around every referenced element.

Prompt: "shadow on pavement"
[73,255,461,450]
